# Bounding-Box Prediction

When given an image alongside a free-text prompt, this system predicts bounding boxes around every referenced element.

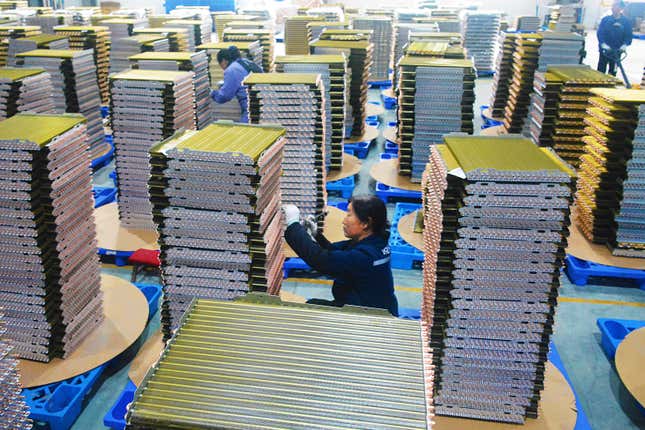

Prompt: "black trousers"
[597,50,617,76]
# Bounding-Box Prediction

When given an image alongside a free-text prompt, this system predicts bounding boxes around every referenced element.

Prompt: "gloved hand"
[282,204,300,227]
[601,43,610,51]
[302,215,318,238]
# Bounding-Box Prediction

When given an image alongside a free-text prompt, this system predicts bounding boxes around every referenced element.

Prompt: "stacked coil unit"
[461,11,501,73]
[7,34,68,66]
[352,15,393,82]
[102,19,148,74]
[0,67,55,119]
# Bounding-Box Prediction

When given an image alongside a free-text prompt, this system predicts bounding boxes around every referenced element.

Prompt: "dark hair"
[349,195,389,239]
[217,46,241,64]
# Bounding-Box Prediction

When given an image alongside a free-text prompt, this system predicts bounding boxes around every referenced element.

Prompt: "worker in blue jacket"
[596,0,633,76]
[282,195,398,316]
[210,46,262,123]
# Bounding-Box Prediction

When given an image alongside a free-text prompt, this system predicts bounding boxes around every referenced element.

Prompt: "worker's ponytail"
[216,45,242,64]
[349,195,390,240]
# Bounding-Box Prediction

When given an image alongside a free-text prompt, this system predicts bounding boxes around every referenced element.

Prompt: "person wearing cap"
[597,0,633,76]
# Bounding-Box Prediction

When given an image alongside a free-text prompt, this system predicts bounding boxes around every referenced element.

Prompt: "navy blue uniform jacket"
[285,222,398,316]
[597,15,633,49]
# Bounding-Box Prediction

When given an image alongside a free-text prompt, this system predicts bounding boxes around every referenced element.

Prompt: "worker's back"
[223,60,250,122]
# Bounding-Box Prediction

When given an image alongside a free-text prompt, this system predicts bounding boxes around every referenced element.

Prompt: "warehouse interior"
[0,0,644,429]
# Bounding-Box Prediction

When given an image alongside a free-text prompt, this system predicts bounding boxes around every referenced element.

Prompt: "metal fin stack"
[7,34,69,66]
[574,88,645,257]
[125,299,429,430]
[222,25,275,72]
[461,11,501,74]
[397,56,475,182]
[102,19,148,74]
[245,73,327,230]
[489,32,517,118]
[421,135,575,423]
[213,14,261,42]
[274,54,347,171]
[0,67,55,119]
[148,123,286,337]
[0,310,32,429]
[53,26,111,104]
[132,27,190,52]
[110,69,196,231]
[163,19,203,50]
[352,15,393,83]
[129,51,212,129]
[0,114,104,362]
[16,49,104,151]
[284,15,323,55]
[0,26,42,67]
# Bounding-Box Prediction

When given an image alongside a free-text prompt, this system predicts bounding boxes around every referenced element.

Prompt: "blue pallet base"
[384,140,398,154]
[597,318,645,360]
[477,70,495,77]
[104,380,136,430]
[369,80,392,88]
[375,182,422,204]
[326,176,355,198]
[91,140,114,170]
[380,152,397,161]
[93,187,117,208]
[382,95,396,110]
[328,200,348,211]
[344,139,372,159]
[634,33,645,40]
[100,105,109,119]
[134,283,163,320]
[565,255,645,289]
[98,248,134,266]
[479,105,504,128]
[548,343,593,430]
[283,257,311,278]
[388,202,424,269]
[398,307,421,320]
[23,364,107,430]
[109,170,118,187]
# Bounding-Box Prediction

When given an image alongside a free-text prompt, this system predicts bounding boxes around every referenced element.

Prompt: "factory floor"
[72,35,645,430]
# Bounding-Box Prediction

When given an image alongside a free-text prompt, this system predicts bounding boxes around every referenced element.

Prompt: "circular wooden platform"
[327,153,362,183]
[94,203,159,252]
[479,125,505,136]
[369,158,422,192]
[566,216,645,270]
[366,102,385,117]
[434,362,577,430]
[344,124,379,145]
[398,210,423,251]
[128,329,164,387]
[616,327,645,407]
[381,88,395,99]
[19,275,149,388]
[383,127,397,143]
[284,206,347,258]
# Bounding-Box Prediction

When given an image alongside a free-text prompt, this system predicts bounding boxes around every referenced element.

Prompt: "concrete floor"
[70,33,645,430]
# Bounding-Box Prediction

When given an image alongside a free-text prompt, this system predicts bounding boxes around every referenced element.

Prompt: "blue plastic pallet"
[479,104,504,127]
[109,169,118,187]
[597,318,645,360]
[375,182,422,204]
[100,105,109,119]
[369,79,392,88]
[283,257,311,278]
[634,33,645,40]
[98,248,134,266]
[380,152,397,161]
[384,140,398,154]
[326,176,354,198]
[477,70,495,77]
[328,200,348,211]
[381,93,397,110]
[344,136,373,159]
[398,307,421,320]
[388,202,424,270]
[548,343,593,430]
[104,380,136,430]
[134,283,163,321]
[91,140,114,170]
[23,364,107,430]
[93,187,117,208]
[565,255,645,289]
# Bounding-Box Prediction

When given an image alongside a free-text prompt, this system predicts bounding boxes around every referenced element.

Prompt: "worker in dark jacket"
[210,46,262,123]
[597,0,633,76]
[282,195,398,316]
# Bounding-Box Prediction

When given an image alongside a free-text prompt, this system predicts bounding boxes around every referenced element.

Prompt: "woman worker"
[210,46,262,123]
[282,195,399,316]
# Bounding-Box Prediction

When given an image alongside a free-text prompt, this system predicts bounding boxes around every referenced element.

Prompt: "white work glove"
[601,43,610,50]
[282,204,300,227]
[302,214,318,239]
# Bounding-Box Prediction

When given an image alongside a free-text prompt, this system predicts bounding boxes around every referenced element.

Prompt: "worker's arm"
[211,65,243,104]
[623,17,633,46]
[597,16,610,48]
[285,222,370,278]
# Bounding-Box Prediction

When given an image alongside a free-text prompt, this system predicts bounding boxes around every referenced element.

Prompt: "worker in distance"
[596,0,633,76]
[282,195,399,316]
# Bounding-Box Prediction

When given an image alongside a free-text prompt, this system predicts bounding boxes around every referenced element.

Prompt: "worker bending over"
[210,46,262,123]
[597,0,633,76]
[282,195,398,316]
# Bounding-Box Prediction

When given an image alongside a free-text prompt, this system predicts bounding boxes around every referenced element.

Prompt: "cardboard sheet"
[366,102,385,117]
[479,125,505,136]
[327,153,362,182]
[399,210,424,251]
[94,202,160,252]
[129,330,164,387]
[383,126,397,143]
[370,158,422,191]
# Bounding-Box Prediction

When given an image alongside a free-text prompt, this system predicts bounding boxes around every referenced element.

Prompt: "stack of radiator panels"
[0,114,104,362]
[489,32,517,118]
[515,15,541,32]
[222,26,275,72]
[503,33,542,133]
[25,14,72,33]
[536,31,583,72]
[352,15,393,82]
[213,14,260,42]
[103,19,148,74]
[0,311,32,429]
[7,35,69,66]
[307,21,347,43]
[148,123,286,337]
[0,26,42,67]
[246,73,327,230]
[421,135,575,424]
[125,298,430,429]
[284,15,323,55]
[0,68,55,119]
[53,26,111,104]
[575,88,645,257]
[461,11,501,73]
[526,65,618,168]
[397,56,474,182]
[16,49,104,151]
[524,70,564,148]
[275,54,347,171]
[163,19,202,49]
[129,51,212,130]
[132,27,190,52]
[110,69,196,231]
[392,22,438,90]
[311,37,372,138]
